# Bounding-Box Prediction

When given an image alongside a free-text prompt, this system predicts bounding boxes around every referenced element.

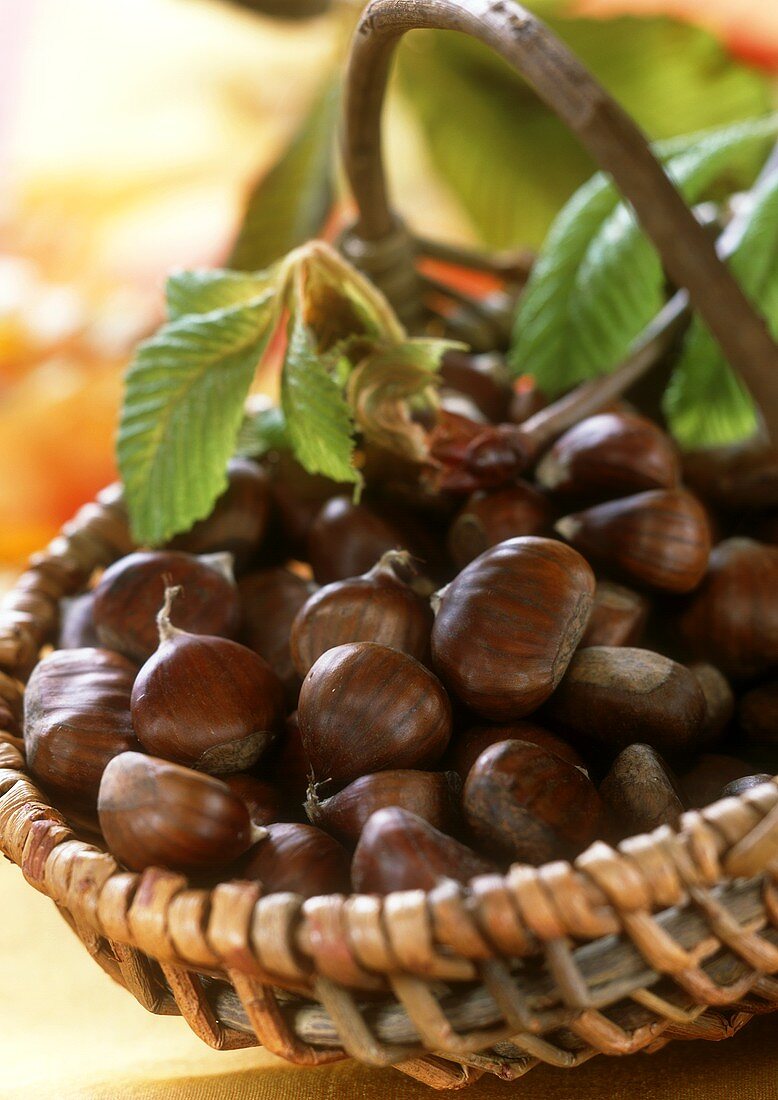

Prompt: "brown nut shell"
[581,581,650,648]
[432,537,595,720]
[298,642,452,786]
[447,483,553,568]
[463,739,603,864]
[238,822,350,897]
[307,496,407,585]
[678,538,778,679]
[599,744,684,834]
[24,647,139,812]
[222,775,285,827]
[448,721,585,779]
[536,412,678,498]
[98,752,254,872]
[239,567,314,704]
[544,646,707,754]
[556,489,711,594]
[93,550,240,663]
[351,807,494,895]
[306,769,460,845]
[290,551,433,677]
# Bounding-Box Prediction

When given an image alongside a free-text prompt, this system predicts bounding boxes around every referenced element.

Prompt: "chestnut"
[431,537,595,720]
[57,591,100,649]
[447,721,585,779]
[439,349,512,422]
[738,682,778,747]
[599,744,684,835]
[131,587,284,774]
[681,444,778,511]
[720,774,774,800]
[351,807,494,894]
[297,642,452,786]
[167,458,270,571]
[446,483,553,569]
[238,822,351,897]
[305,769,461,845]
[581,581,650,648]
[306,496,408,585]
[222,775,285,827]
[239,567,314,704]
[266,710,312,805]
[556,488,711,594]
[689,662,734,743]
[536,412,679,499]
[24,647,139,815]
[543,646,707,755]
[265,452,345,558]
[92,550,240,663]
[290,550,433,677]
[98,752,255,872]
[463,740,604,864]
[678,538,778,679]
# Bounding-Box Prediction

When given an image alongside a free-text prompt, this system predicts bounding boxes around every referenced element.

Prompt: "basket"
[3,0,778,1090]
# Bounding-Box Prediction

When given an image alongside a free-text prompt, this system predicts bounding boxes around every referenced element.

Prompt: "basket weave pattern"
[2,487,778,1089]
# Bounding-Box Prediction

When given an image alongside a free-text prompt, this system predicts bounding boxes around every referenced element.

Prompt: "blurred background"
[1,0,777,577]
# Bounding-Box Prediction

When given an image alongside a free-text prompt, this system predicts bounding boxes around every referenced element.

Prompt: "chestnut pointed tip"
[535,448,565,491]
[554,515,580,542]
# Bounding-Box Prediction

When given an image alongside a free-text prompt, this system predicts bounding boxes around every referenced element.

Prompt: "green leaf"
[229,78,340,272]
[118,297,276,544]
[166,269,274,321]
[664,172,778,448]
[281,311,361,487]
[510,115,778,393]
[395,9,770,250]
[235,404,289,458]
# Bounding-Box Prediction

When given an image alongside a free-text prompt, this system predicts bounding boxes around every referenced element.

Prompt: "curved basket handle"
[340,0,778,439]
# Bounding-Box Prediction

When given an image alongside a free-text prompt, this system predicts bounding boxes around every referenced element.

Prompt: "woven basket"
[3,1,778,1090]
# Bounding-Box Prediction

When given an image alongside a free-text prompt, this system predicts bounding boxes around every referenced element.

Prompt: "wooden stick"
[343,0,778,438]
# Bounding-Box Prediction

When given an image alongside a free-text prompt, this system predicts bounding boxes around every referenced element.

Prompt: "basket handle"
[340,0,778,439]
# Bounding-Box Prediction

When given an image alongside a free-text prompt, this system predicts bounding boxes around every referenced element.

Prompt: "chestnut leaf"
[165,268,275,321]
[510,114,778,398]
[118,296,277,545]
[663,171,778,447]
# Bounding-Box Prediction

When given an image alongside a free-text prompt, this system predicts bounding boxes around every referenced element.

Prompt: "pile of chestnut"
[21,353,778,899]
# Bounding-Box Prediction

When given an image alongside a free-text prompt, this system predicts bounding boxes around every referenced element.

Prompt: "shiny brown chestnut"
[599,744,684,834]
[131,587,284,774]
[98,752,255,872]
[92,550,240,663]
[682,444,778,511]
[536,412,679,499]
[238,822,350,897]
[305,769,460,845]
[432,537,595,720]
[678,539,778,679]
[556,488,711,594]
[351,807,494,895]
[222,775,285,827]
[447,483,553,569]
[463,740,604,864]
[167,458,270,570]
[239,567,314,704]
[297,642,452,786]
[738,682,778,747]
[544,647,707,754]
[290,550,433,677]
[720,774,774,799]
[581,581,650,648]
[24,647,139,814]
[307,496,408,585]
[57,591,100,649]
[439,349,512,423]
[447,721,585,779]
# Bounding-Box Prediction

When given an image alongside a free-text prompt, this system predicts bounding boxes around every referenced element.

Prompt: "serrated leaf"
[347,338,455,462]
[229,78,340,272]
[166,269,275,320]
[118,297,276,544]
[235,404,289,458]
[281,311,360,486]
[664,172,778,448]
[396,10,770,250]
[511,115,778,393]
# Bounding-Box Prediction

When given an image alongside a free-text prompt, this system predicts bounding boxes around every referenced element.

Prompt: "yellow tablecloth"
[2,856,777,1100]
